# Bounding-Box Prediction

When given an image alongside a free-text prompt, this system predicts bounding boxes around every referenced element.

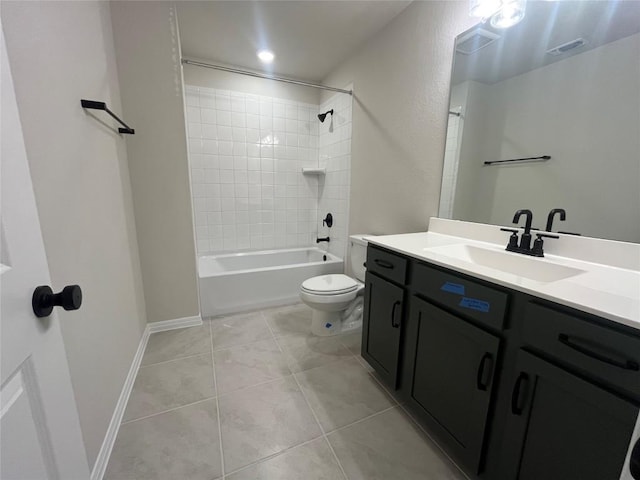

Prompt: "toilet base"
[310,305,363,336]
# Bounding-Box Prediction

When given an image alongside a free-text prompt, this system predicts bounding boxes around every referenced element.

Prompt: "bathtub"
[198,247,343,317]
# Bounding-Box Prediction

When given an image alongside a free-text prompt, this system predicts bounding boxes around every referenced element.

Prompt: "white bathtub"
[198,247,343,317]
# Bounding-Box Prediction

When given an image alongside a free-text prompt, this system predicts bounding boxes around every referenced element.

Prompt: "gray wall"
[1,1,147,468]
[110,1,201,323]
[320,1,476,237]
[451,80,499,224]
[454,33,640,242]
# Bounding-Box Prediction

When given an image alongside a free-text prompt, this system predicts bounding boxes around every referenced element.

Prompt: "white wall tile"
[216,95,231,111]
[187,85,348,255]
[200,92,215,108]
[201,108,216,124]
[259,100,273,117]
[218,141,233,156]
[246,99,259,115]
[217,110,231,126]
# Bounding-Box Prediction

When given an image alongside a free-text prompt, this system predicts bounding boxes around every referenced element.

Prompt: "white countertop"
[367,220,640,331]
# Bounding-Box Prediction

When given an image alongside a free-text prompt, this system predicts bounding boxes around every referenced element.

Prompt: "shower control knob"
[32,285,83,318]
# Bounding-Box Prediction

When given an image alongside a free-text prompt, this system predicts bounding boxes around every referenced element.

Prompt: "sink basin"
[425,244,586,283]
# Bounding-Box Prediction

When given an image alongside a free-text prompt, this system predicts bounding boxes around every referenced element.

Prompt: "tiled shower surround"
[318,90,352,259]
[185,85,352,258]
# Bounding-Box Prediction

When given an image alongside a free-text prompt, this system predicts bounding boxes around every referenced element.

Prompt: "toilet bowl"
[300,235,371,336]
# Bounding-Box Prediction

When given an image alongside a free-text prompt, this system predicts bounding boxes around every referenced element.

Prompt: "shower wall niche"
[185,83,352,259]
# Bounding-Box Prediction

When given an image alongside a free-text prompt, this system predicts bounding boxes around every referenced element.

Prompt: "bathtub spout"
[316,237,330,243]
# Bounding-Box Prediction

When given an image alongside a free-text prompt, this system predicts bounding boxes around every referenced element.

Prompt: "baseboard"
[90,325,150,480]
[90,314,202,480]
[208,298,300,319]
[147,314,203,333]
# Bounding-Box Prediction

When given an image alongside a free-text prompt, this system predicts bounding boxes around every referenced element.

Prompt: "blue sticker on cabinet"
[459,297,490,313]
[441,282,465,295]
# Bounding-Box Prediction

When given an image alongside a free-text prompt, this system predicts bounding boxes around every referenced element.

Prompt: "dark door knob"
[32,285,82,318]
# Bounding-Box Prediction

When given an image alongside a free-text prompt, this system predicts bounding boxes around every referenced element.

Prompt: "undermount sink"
[425,244,586,283]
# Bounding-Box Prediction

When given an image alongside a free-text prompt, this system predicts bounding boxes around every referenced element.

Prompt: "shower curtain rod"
[181,59,353,95]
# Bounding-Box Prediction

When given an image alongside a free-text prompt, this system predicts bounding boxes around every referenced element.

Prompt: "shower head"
[318,109,334,123]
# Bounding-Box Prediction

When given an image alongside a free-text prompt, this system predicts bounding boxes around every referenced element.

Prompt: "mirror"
[439,1,640,243]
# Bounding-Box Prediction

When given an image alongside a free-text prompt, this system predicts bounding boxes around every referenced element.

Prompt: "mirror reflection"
[440,1,640,243]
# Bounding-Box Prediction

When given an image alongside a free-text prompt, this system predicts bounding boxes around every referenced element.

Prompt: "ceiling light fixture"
[469,0,502,19]
[257,50,275,64]
[469,0,526,29]
[490,0,526,29]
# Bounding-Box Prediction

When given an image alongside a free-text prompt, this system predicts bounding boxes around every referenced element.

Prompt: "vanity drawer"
[522,302,640,399]
[366,246,407,285]
[412,262,509,331]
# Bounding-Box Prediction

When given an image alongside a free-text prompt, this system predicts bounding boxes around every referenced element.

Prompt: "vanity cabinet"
[498,300,640,479]
[362,244,640,480]
[404,296,500,472]
[500,350,638,480]
[521,301,640,400]
[362,273,403,387]
[362,246,408,388]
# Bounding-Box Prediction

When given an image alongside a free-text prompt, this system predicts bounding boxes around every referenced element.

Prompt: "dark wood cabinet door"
[500,350,638,480]
[405,296,500,473]
[361,272,404,388]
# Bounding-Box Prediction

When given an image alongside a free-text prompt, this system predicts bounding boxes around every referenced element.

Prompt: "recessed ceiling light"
[257,50,275,64]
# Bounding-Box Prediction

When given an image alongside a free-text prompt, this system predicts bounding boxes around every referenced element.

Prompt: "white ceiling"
[176,1,412,82]
[453,0,640,85]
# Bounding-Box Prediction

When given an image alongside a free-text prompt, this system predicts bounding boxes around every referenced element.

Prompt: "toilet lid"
[302,274,359,295]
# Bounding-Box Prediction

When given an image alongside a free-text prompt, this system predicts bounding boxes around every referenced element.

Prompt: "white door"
[0,26,90,480]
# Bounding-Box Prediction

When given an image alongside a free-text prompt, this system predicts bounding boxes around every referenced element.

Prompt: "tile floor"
[105,303,466,480]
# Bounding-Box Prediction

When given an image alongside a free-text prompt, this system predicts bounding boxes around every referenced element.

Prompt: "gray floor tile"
[355,354,375,373]
[141,324,211,366]
[213,339,291,394]
[105,399,222,480]
[226,438,344,480]
[327,407,465,480]
[210,312,272,350]
[276,333,352,373]
[218,376,322,473]
[123,354,216,422]
[295,357,395,431]
[338,329,362,355]
[264,303,313,337]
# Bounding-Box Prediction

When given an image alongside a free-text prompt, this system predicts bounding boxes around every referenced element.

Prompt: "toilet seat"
[301,274,359,296]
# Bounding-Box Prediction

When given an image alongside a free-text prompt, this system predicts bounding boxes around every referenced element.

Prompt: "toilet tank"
[349,234,372,282]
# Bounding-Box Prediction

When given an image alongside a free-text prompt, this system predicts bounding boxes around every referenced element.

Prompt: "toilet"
[300,234,371,336]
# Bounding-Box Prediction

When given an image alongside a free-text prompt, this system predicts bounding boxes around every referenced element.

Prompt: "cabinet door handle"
[558,333,639,371]
[630,437,640,479]
[511,372,529,415]
[476,352,494,391]
[374,259,394,269]
[390,300,401,328]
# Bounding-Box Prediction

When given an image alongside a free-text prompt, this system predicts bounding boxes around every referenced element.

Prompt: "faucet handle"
[531,232,559,257]
[500,228,520,251]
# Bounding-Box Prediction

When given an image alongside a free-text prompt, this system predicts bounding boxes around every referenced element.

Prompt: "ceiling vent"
[456,28,501,55]
[546,38,587,56]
